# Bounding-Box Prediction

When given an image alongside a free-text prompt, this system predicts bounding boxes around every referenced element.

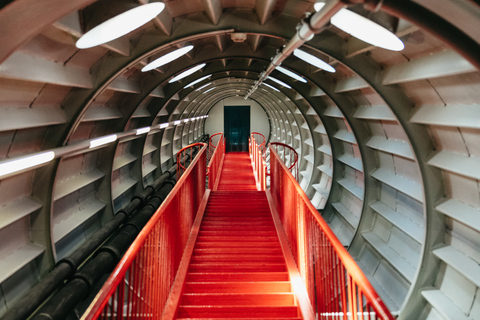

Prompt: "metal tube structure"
[244,0,344,99]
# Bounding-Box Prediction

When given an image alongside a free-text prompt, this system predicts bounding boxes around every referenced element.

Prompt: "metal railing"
[251,131,266,155]
[81,144,208,320]
[249,134,266,191]
[176,142,205,179]
[269,142,299,181]
[207,133,225,190]
[268,145,394,320]
[207,132,223,164]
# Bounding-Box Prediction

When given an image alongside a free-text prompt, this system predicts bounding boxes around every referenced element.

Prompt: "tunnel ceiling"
[0,0,480,319]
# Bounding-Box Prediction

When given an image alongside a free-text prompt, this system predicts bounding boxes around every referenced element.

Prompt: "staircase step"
[181,293,296,306]
[191,254,284,263]
[198,231,278,237]
[194,242,281,248]
[186,272,290,282]
[177,305,300,318]
[189,262,287,272]
[184,281,292,293]
[196,236,279,242]
[194,248,282,254]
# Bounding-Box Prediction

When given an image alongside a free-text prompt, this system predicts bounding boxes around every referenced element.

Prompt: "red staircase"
[175,152,304,319]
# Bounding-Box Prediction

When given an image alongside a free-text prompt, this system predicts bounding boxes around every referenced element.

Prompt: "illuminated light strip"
[174,120,181,125]
[267,76,292,89]
[76,3,165,49]
[262,83,280,92]
[169,63,206,83]
[196,83,212,91]
[142,45,193,72]
[293,49,335,73]
[203,87,216,94]
[314,2,404,51]
[90,134,117,148]
[276,66,307,83]
[136,127,151,135]
[159,123,169,129]
[0,151,55,178]
[184,75,211,88]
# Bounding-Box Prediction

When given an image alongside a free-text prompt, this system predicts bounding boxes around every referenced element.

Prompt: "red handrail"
[177,142,205,180]
[207,133,225,190]
[251,132,266,155]
[81,145,207,320]
[268,146,395,320]
[249,134,266,190]
[268,142,299,180]
[207,132,223,164]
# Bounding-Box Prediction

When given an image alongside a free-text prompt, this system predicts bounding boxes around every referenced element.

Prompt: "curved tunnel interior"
[0,0,479,319]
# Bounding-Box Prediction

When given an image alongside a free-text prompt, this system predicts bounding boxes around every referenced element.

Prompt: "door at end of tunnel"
[224,105,250,152]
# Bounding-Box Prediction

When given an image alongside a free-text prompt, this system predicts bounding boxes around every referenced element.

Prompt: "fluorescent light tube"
[89,134,117,148]
[142,45,194,72]
[276,66,307,83]
[0,151,55,178]
[169,63,206,83]
[76,3,165,49]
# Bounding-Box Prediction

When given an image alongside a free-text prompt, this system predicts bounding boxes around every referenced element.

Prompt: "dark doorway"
[224,105,250,152]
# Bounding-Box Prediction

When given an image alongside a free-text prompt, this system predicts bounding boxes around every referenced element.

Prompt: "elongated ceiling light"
[76,3,165,49]
[276,66,307,83]
[90,134,117,148]
[203,87,216,94]
[0,151,55,178]
[136,127,151,135]
[262,83,280,92]
[314,2,404,51]
[293,49,335,72]
[267,76,292,89]
[183,75,211,88]
[196,83,212,91]
[142,45,194,72]
[169,63,206,83]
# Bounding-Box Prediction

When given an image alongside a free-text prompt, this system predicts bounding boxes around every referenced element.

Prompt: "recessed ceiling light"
[267,76,292,89]
[183,75,211,88]
[203,87,216,94]
[276,66,307,83]
[314,2,404,51]
[293,49,335,73]
[142,45,194,72]
[159,123,169,129]
[196,83,212,91]
[76,3,165,49]
[262,83,280,92]
[174,120,181,125]
[169,63,206,83]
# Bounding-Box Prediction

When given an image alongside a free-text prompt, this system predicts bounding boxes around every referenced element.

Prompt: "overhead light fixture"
[267,76,292,89]
[196,83,212,91]
[184,119,190,123]
[169,63,206,83]
[262,83,280,92]
[159,123,169,129]
[0,151,55,178]
[276,66,307,83]
[183,75,211,88]
[142,45,194,72]
[90,134,117,148]
[293,49,336,73]
[203,87,216,94]
[76,3,165,49]
[136,127,151,135]
[174,120,181,125]
[314,2,404,51]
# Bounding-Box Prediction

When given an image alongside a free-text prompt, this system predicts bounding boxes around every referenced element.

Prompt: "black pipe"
[378,0,480,69]
[2,167,176,320]
[31,188,172,320]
